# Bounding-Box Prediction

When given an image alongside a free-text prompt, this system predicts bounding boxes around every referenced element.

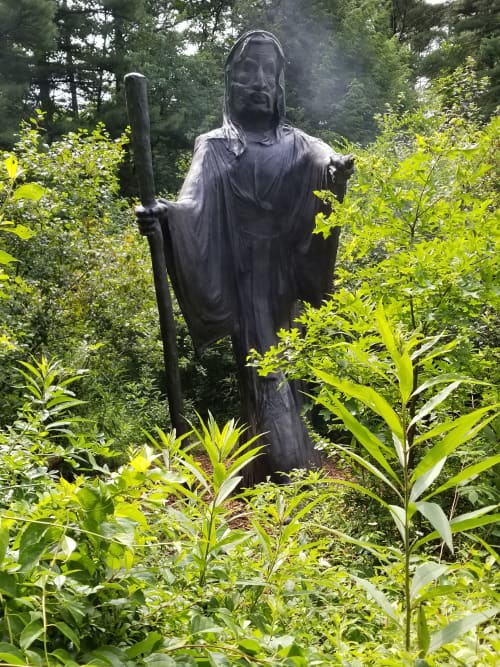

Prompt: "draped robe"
[164,125,340,481]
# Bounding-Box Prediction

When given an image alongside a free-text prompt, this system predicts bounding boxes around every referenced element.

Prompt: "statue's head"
[224,31,286,140]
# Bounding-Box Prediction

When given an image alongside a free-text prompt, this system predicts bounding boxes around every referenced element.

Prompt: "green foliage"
[313,304,500,655]
[0,121,170,445]
[1,379,498,666]
[0,356,116,506]
[0,149,45,347]
[422,0,500,119]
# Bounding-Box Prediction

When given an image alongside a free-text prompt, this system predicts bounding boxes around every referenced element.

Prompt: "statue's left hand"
[328,154,355,186]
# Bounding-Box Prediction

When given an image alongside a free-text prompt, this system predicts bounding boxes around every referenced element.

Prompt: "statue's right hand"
[134,199,169,236]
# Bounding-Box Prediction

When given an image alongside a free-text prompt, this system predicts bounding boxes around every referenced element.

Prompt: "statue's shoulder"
[194,128,225,146]
[288,126,332,151]
[285,125,336,162]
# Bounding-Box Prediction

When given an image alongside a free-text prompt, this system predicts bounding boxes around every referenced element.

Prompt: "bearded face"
[228,38,282,130]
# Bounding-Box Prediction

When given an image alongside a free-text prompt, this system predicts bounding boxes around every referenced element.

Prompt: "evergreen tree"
[422,0,500,118]
[0,0,56,146]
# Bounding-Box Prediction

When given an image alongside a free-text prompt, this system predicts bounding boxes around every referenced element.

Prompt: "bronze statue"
[128,31,353,483]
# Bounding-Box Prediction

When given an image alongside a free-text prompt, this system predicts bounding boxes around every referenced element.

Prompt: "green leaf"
[59,535,77,558]
[412,373,486,398]
[375,302,399,361]
[410,334,446,362]
[333,441,402,497]
[87,646,130,667]
[314,369,403,440]
[397,350,414,406]
[0,525,8,564]
[316,395,400,485]
[408,382,462,429]
[411,406,498,481]
[352,576,400,624]
[208,652,232,667]
[50,648,80,667]
[424,453,500,500]
[4,155,19,179]
[0,643,26,666]
[410,562,449,603]
[414,511,500,550]
[0,572,17,597]
[250,519,273,559]
[450,506,499,529]
[0,249,17,265]
[415,501,453,553]
[2,223,35,239]
[428,607,500,654]
[144,653,176,667]
[19,540,49,570]
[190,613,222,635]
[53,622,80,650]
[12,182,45,201]
[329,477,391,510]
[373,307,415,400]
[20,618,44,650]
[238,639,262,656]
[410,459,447,502]
[417,605,430,656]
[388,504,407,544]
[214,475,241,506]
[318,527,397,562]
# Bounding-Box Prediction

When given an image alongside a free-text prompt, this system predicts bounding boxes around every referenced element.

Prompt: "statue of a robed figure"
[126,30,353,484]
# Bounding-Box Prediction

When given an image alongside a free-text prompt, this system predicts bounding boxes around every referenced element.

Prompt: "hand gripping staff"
[124,72,185,435]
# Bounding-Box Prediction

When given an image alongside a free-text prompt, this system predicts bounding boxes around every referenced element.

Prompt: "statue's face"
[230,40,279,128]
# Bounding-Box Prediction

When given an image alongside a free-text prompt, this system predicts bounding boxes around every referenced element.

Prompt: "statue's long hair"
[223,30,288,155]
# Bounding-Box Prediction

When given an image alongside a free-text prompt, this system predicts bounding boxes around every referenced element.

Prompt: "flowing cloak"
[164,124,341,479]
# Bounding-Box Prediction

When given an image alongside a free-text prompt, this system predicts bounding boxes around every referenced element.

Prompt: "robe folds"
[164,125,341,481]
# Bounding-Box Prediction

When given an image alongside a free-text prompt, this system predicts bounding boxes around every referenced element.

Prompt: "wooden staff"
[124,72,185,435]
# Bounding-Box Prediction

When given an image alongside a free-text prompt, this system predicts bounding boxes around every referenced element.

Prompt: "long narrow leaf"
[389,504,407,544]
[415,501,453,553]
[226,446,263,478]
[311,525,397,561]
[417,604,431,656]
[323,478,390,509]
[423,454,500,500]
[352,576,400,624]
[333,442,402,497]
[410,562,449,603]
[412,374,486,398]
[214,476,242,506]
[410,459,447,502]
[408,382,462,429]
[317,395,400,485]
[176,455,210,492]
[410,334,445,362]
[427,608,500,654]
[314,369,403,441]
[410,407,498,482]
[413,511,499,551]
[375,302,399,362]
[374,307,414,404]
[396,350,414,406]
[467,534,500,567]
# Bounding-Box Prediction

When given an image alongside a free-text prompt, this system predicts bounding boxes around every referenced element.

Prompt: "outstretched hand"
[328,154,355,186]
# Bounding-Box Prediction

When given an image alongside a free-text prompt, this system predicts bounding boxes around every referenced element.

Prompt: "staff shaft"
[124,72,185,435]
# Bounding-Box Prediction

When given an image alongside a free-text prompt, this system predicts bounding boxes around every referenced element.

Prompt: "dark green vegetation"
[0,1,499,665]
